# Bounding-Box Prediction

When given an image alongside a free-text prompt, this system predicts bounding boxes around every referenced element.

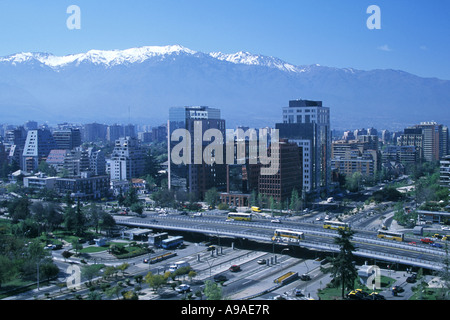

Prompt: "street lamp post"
[280,248,289,268]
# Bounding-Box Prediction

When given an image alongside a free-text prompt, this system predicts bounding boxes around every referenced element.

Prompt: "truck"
[168,260,190,273]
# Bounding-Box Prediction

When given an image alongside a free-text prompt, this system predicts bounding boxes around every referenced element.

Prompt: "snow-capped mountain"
[0,45,198,68]
[0,45,449,130]
[0,45,307,73]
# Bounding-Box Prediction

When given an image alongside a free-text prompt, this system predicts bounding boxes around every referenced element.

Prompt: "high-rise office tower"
[416,122,448,162]
[53,128,82,150]
[83,123,107,142]
[399,122,449,163]
[168,106,226,198]
[107,124,124,142]
[258,139,302,202]
[398,127,424,163]
[276,99,331,194]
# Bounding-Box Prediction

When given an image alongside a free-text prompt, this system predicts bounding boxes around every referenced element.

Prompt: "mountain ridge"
[0,45,449,130]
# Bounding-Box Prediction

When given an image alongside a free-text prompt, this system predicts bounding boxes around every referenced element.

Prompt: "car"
[391,286,404,294]
[257,259,267,265]
[346,290,363,300]
[406,274,417,283]
[175,284,191,293]
[214,274,227,282]
[207,245,216,251]
[143,258,150,263]
[229,265,241,272]
[420,238,434,244]
[294,289,304,297]
[315,217,322,221]
[271,219,281,223]
[300,274,311,281]
[368,292,386,300]
[408,241,417,245]
[431,242,443,248]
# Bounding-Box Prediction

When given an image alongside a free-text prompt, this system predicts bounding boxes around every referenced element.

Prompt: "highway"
[113,211,449,272]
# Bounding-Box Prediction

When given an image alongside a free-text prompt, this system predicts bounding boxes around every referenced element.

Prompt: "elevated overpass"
[113,214,447,272]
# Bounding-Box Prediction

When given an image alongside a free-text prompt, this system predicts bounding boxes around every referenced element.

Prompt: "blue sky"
[0,0,449,79]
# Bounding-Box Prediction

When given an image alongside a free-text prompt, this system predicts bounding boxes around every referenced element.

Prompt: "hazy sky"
[0,0,449,79]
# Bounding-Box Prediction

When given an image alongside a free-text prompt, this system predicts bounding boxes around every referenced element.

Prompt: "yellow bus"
[251,206,261,212]
[272,229,305,243]
[377,230,404,242]
[227,212,252,221]
[323,220,350,230]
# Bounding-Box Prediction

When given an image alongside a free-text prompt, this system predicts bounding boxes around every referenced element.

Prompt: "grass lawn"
[409,287,449,300]
[80,245,109,253]
[317,275,396,300]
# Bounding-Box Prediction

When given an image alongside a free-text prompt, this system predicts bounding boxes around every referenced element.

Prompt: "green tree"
[204,280,223,300]
[87,290,103,300]
[151,189,176,208]
[83,264,102,285]
[99,212,116,236]
[105,285,122,300]
[39,261,59,282]
[64,200,86,236]
[327,227,358,299]
[289,189,301,213]
[117,263,130,277]
[71,240,83,256]
[145,272,167,292]
[7,197,31,223]
[38,161,57,176]
[345,172,363,192]
[143,149,161,180]
[249,190,257,207]
[130,202,144,215]
[204,188,219,208]
[0,254,16,288]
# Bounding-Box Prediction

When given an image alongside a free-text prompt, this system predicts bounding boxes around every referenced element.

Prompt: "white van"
[169,261,190,272]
